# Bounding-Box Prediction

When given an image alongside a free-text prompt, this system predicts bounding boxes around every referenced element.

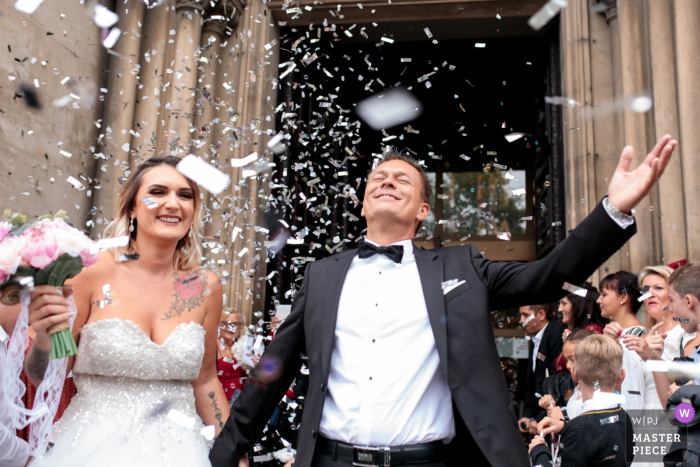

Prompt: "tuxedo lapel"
[413,247,449,381]
[320,250,355,378]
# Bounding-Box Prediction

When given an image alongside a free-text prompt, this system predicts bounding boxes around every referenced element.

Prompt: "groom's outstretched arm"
[469,135,676,310]
[210,264,311,467]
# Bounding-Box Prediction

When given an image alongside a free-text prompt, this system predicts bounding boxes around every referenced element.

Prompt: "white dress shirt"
[531,323,548,372]
[0,326,29,466]
[319,239,455,446]
[661,324,695,362]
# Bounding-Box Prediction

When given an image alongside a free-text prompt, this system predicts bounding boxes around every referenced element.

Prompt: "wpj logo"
[675,403,695,424]
[627,410,685,462]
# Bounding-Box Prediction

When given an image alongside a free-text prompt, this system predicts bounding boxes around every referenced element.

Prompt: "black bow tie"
[357,240,404,264]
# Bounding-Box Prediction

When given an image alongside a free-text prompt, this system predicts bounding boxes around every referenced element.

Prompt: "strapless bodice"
[40,319,212,465]
[73,318,205,380]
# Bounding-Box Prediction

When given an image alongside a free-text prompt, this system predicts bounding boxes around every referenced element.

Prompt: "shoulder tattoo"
[163,268,209,321]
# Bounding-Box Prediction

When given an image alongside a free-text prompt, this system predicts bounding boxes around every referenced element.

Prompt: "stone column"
[194,17,226,155]
[589,2,628,276]
[617,0,656,272]
[559,0,596,233]
[647,0,686,264]
[130,1,171,165]
[673,0,700,262]
[92,0,145,233]
[196,1,245,307]
[226,0,280,324]
[160,0,205,157]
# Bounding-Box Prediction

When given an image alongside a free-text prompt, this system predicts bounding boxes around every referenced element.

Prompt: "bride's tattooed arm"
[163,269,208,320]
[208,391,224,429]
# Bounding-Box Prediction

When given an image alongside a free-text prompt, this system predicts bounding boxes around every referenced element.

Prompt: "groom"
[211,136,677,467]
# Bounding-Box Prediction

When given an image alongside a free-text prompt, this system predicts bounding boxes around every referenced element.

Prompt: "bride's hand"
[28,285,74,346]
[239,453,250,467]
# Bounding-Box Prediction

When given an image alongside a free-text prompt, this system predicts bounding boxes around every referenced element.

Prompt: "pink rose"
[80,248,99,268]
[0,222,12,243]
[21,227,59,269]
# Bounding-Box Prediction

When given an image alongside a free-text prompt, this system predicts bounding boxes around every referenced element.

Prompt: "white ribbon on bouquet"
[2,288,77,456]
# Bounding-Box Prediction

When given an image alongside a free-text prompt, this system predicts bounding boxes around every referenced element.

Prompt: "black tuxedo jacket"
[210,201,635,467]
[523,321,565,420]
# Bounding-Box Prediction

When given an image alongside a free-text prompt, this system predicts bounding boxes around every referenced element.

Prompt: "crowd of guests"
[4,260,700,466]
[516,262,700,466]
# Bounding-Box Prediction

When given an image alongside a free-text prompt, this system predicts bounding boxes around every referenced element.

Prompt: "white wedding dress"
[32,318,212,467]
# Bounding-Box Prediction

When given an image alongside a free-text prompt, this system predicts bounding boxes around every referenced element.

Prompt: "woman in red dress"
[554,283,605,374]
[216,309,249,406]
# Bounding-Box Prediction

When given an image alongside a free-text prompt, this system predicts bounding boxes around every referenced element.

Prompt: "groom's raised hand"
[607,134,677,214]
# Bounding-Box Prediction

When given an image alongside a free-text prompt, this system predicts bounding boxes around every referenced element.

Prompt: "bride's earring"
[129,217,135,233]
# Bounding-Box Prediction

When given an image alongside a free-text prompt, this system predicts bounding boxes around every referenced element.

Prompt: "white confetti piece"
[496,232,511,241]
[14,0,44,14]
[231,152,259,168]
[167,409,195,429]
[176,154,230,195]
[474,43,486,48]
[200,425,215,441]
[142,196,158,209]
[60,150,72,158]
[423,27,432,38]
[511,188,526,196]
[90,235,129,254]
[528,0,567,31]
[103,28,121,49]
[504,132,526,143]
[93,4,119,28]
[638,292,652,302]
[267,134,285,149]
[355,87,423,130]
[545,96,581,107]
[630,96,652,113]
[66,176,83,189]
[562,282,588,297]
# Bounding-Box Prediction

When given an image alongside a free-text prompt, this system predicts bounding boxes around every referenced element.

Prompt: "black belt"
[317,436,445,466]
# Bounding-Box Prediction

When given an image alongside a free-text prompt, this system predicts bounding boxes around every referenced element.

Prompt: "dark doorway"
[263,24,562,312]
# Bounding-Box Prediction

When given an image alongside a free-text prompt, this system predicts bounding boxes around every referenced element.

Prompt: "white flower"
[50,223,93,258]
[0,235,23,279]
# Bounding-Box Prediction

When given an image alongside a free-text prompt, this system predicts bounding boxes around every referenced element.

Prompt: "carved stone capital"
[592,0,617,23]
[202,0,246,34]
[175,0,206,12]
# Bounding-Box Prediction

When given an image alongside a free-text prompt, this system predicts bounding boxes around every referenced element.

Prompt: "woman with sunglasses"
[217,309,252,406]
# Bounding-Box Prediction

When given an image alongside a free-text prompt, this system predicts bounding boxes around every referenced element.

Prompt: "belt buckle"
[352,445,390,467]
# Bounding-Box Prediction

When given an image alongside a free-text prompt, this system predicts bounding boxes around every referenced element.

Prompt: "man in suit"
[210,135,677,467]
[517,303,564,433]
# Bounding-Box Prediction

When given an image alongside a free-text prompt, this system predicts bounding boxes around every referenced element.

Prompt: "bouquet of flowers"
[0,210,97,359]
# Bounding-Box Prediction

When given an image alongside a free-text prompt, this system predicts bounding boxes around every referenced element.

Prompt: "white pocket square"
[441,279,466,295]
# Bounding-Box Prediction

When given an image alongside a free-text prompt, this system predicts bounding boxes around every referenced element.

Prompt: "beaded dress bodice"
[47,318,209,454]
[73,318,205,380]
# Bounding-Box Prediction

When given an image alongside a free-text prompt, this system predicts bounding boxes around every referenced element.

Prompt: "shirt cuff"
[603,197,635,230]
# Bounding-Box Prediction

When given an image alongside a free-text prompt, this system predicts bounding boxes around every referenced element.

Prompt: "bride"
[24,156,229,466]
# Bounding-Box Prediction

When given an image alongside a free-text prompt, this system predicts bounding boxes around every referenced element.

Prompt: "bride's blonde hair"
[103,156,203,270]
